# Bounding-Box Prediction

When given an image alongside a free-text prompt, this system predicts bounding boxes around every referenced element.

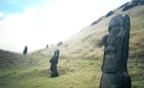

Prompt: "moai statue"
[46,44,49,48]
[49,49,60,77]
[23,46,28,55]
[100,14,131,88]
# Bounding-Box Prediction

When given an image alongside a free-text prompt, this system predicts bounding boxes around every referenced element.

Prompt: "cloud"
[0,7,46,52]
[0,12,4,17]
[0,0,128,52]
[0,6,74,52]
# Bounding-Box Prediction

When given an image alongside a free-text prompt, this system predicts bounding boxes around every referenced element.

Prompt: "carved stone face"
[102,15,129,72]
[104,26,119,59]
[100,14,131,88]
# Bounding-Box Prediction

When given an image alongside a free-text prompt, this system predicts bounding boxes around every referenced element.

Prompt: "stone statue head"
[108,14,130,36]
[102,14,131,73]
[54,48,59,54]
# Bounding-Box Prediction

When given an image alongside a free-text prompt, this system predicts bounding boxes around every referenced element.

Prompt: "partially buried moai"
[49,49,60,77]
[100,14,131,88]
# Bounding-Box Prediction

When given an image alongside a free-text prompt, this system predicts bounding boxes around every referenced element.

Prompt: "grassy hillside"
[0,3,144,88]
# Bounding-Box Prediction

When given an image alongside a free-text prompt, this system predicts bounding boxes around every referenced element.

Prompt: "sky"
[0,0,130,52]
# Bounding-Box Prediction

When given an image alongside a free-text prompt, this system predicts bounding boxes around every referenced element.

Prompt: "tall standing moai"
[49,49,60,77]
[23,46,28,55]
[100,14,131,88]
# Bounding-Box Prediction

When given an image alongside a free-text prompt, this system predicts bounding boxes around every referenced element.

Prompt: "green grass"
[0,54,102,88]
[128,59,144,88]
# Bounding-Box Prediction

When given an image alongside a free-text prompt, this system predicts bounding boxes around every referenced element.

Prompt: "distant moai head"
[46,44,49,48]
[23,46,28,55]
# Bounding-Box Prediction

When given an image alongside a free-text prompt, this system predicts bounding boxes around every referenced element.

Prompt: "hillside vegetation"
[0,3,144,88]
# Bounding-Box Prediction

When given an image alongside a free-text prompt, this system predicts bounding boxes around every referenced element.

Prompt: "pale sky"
[0,0,130,52]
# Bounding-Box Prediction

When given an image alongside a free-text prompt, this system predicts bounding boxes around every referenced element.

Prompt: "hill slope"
[0,2,144,88]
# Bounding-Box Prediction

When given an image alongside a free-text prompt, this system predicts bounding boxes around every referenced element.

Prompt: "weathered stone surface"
[23,46,28,55]
[49,49,60,77]
[100,14,131,88]
[100,72,131,88]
